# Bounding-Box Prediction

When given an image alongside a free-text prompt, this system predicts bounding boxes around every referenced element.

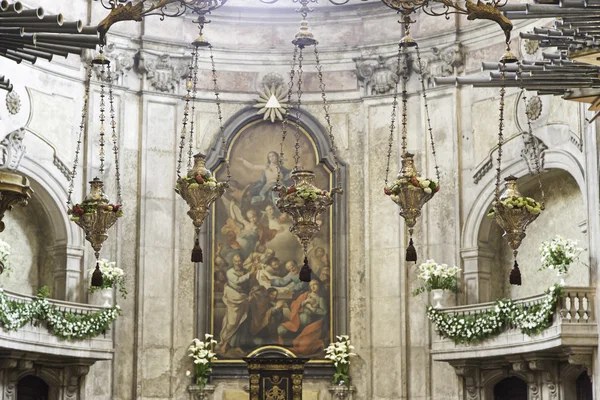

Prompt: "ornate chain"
[98,51,106,175]
[177,47,196,178]
[494,59,507,202]
[384,42,404,187]
[107,66,123,205]
[210,45,231,182]
[314,45,341,188]
[277,45,299,184]
[517,63,546,207]
[415,44,441,184]
[67,64,93,208]
[401,53,408,157]
[188,46,199,170]
[293,47,304,170]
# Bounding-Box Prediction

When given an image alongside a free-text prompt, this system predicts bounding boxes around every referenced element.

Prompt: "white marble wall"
[0,1,598,399]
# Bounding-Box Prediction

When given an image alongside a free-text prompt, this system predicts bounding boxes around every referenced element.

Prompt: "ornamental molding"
[453,365,481,400]
[137,51,190,93]
[188,384,216,400]
[568,351,594,378]
[0,128,26,171]
[354,54,409,96]
[520,134,547,175]
[83,44,135,86]
[5,91,20,115]
[412,43,464,89]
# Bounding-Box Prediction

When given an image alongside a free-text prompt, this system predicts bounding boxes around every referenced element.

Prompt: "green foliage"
[427,285,563,344]
[0,286,120,340]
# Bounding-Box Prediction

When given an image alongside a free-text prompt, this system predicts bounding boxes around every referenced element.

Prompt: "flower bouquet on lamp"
[88,259,126,307]
[539,236,584,286]
[325,335,356,387]
[412,260,460,308]
[187,334,218,391]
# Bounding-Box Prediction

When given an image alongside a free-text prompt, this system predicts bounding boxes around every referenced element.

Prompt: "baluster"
[581,293,589,322]
[565,293,573,322]
[574,293,581,322]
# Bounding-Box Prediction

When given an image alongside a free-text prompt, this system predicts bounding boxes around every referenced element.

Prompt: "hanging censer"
[383,12,441,263]
[487,42,545,286]
[272,3,343,283]
[67,47,124,287]
[175,15,230,263]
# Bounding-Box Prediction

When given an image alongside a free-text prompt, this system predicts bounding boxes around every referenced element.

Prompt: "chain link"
[494,59,507,202]
[210,45,231,182]
[177,48,196,178]
[415,44,441,184]
[188,46,199,170]
[401,55,408,157]
[98,59,106,175]
[107,66,123,205]
[516,63,546,207]
[314,45,341,188]
[384,42,404,187]
[293,47,304,170]
[277,45,299,185]
[67,64,93,208]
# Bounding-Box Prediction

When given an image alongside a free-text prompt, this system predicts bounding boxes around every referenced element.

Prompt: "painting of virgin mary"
[236,151,292,210]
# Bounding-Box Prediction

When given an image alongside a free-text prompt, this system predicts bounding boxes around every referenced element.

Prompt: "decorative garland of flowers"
[281,185,332,204]
[68,202,123,222]
[385,176,439,196]
[89,259,127,298]
[175,173,224,194]
[427,284,563,344]
[0,287,120,340]
[487,196,542,217]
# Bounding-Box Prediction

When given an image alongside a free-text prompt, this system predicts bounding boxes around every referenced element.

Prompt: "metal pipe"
[35,32,102,46]
[25,42,82,55]
[0,43,52,60]
[0,14,63,25]
[0,7,42,19]
[0,48,35,63]
[0,1,23,14]
[22,21,83,34]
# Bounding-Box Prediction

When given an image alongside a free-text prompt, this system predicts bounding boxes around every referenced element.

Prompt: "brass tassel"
[299,257,312,283]
[191,237,203,263]
[509,260,522,286]
[91,262,104,287]
[406,237,417,262]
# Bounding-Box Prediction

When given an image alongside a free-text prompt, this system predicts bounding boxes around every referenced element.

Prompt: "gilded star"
[254,85,288,123]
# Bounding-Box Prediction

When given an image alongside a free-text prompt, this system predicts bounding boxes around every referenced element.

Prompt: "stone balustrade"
[0,289,114,361]
[431,286,597,362]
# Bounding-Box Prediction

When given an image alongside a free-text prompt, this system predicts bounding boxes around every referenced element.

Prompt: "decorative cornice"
[412,43,464,89]
[137,51,190,93]
[354,54,409,96]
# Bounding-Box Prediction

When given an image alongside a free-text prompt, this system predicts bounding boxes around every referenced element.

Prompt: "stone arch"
[4,153,85,302]
[461,147,586,304]
[197,106,348,365]
[482,371,530,400]
[14,368,62,400]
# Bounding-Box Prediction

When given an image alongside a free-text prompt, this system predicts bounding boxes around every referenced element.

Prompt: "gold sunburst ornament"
[254,85,288,123]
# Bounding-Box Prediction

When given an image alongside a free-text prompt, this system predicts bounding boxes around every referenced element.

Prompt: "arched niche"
[461,147,587,304]
[197,107,347,371]
[17,375,49,400]
[1,153,85,302]
[492,376,528,400]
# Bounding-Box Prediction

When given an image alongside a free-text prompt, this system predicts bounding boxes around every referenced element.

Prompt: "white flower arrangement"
[0,287,120,340]
[427,284,562,344]
[325,335,356,386]
[413,260,460,296]
[89,259,127,298]
[540,236,584,275]
[188,334,218,389]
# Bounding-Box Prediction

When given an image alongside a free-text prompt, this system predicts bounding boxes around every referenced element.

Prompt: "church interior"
[0,0,599,399]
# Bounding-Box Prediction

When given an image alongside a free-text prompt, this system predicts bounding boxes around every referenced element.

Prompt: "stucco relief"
[137,51,189,93]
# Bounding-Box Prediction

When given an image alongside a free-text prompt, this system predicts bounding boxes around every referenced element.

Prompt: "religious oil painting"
[211,119,333,361]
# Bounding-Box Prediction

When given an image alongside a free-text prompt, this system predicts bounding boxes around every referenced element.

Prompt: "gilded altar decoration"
[0,170,32,233]
[383,14,441,262]
[67,49,123,287]
[174,16,231,263]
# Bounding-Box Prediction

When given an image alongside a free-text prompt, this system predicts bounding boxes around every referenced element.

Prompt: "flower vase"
[431,289,444,309]
[188,383,215,400]
[89,287,114,308]
[329,384,356,400]
[558,270,570,286]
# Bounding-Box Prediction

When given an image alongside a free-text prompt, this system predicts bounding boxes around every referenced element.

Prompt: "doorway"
[494,376,528,400]
[576,371,593,400]
[17,375,49,400]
